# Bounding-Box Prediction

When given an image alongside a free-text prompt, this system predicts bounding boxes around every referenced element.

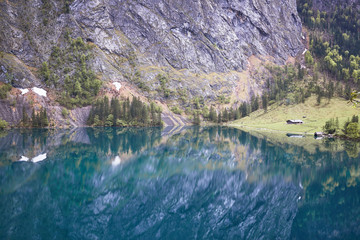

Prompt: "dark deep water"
[0,127,359,240]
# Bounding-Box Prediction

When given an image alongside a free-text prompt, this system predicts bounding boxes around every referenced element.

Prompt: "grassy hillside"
[230,96,359,134]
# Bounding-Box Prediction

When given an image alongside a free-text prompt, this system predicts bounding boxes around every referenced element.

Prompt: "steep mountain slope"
[0,0,304,126]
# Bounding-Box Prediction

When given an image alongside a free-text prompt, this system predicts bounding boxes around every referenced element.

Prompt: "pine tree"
[93,115,101,126]
[228,108,234,121]
[122,101,127,121]
[103,96,110,118]
[105,114,114,126]
[235,109,240,120]
[31,109,37,128]
[150,102,156,125]
[251,96,259,112]
[141,105,149,125]
[239,102,248,117]
[111,98,121,126]
[130,97,142,120]
[193,112,200,125]
[99,100,105,122]
[40,108,49,127]
[222,109,228,122]
[22,106,28,126]
[209,106,217,122]
[87,107,94,125]
[262,94,268,112]
[351,115,359,123]
[316,86,322,104]
[125,98,130,121]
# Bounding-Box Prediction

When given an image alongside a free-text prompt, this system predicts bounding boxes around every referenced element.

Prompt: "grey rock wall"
[1,0,303,75]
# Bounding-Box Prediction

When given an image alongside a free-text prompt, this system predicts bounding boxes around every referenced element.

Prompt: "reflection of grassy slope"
[230,96,359,134]
[236,128,344,155]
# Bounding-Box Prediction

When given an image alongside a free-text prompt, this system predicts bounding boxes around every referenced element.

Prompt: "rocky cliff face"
[0,0,304,126]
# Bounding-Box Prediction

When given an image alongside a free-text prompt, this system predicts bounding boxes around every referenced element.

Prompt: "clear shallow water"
[0,127,359,240]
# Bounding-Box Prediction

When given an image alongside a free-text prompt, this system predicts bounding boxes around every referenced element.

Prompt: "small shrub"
[171,106,182,115]
[0,118,8,130]
[0,84,12,99]
[323,118,337,134]
[346,122,359,139]
[61,108,69,118]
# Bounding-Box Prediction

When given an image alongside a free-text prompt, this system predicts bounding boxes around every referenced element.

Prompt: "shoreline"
[229,123,360,142]
[228,124,314,135]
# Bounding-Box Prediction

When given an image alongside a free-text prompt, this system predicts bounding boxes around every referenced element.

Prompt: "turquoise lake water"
[0,127,359,239]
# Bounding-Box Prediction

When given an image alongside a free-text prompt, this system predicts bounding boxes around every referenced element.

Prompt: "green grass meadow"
[230,96,360,134]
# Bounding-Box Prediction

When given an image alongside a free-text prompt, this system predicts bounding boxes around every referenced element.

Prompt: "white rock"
[19,156,29,161]
[18,88,29,95]
[113,82,122,91]
[32,153,47,163]
[302,49,307,55]
[32,87,47,97]
[112,156,121,166]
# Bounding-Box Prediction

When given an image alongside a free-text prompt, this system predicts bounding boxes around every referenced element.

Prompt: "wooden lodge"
[286,120,304,124]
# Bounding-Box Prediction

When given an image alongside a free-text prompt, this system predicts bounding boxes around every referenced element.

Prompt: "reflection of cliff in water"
[0,127,360,239]
[0,151,299,239]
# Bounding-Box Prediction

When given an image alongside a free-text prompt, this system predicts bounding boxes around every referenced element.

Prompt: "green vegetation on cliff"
[0,84,12,99]
[297,0,360,95]
[0,118,8,130]
[39,35,101,108]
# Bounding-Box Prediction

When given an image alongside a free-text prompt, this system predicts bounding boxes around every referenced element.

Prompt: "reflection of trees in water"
[87,127,162,154]
[2,127,360,209]
[322,137,360,158]
[343,140,359,158]
[291,168,360,239]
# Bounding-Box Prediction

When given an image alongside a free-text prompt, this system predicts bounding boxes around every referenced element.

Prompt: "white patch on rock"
[112,156,121,166]
[302,49,307,55]
[32,153,47,163]
[32,87,47,97]
[18,88,29,95]
[113,82,122,91]
[19,156,29,161]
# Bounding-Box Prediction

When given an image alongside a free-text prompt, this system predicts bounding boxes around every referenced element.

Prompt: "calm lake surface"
[0,127,359,239]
